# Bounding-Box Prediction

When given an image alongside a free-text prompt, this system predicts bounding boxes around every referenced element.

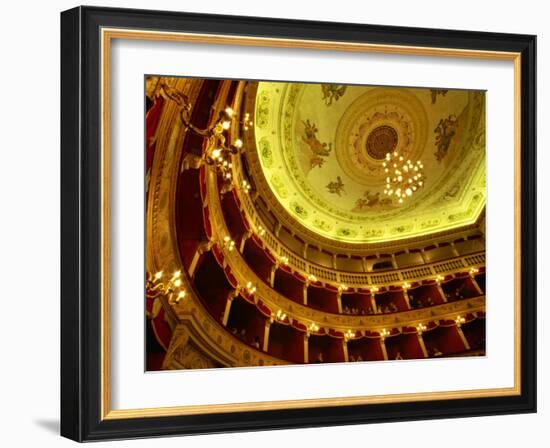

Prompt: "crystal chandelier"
[382,151,424,204]
[160,82,252,194]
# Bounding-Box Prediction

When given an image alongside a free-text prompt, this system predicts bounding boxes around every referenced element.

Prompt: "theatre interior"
[145,76,486,371]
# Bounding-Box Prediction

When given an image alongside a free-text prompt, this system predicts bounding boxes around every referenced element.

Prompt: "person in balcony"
[252,336,261,349]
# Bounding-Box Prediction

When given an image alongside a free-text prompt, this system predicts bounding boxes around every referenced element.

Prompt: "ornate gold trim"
[105,386,515,419]
[101,29,111,420]
[100,28,521,420]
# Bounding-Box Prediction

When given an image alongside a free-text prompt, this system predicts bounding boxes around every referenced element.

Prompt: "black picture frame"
[61,5,536,442]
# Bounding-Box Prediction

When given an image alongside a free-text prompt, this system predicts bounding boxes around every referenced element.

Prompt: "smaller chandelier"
[382,151,424,204]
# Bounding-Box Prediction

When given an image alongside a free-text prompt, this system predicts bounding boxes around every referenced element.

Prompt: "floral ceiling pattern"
[252,82,486,244]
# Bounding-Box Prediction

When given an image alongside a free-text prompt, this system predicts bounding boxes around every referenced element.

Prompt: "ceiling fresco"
[252,82,486,244]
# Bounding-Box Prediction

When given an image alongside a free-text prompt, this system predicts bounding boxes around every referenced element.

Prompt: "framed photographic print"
[60,6,537,442]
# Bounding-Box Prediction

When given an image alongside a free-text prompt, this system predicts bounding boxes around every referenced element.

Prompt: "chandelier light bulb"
[383,152,425,204]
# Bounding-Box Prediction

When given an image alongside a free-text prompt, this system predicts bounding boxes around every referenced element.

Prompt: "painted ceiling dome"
[251,82,486,244]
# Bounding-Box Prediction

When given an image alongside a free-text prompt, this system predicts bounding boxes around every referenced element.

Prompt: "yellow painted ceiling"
[252,82,486,244]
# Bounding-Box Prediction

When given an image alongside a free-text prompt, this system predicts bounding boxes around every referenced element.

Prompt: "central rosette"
[366,125,399,160]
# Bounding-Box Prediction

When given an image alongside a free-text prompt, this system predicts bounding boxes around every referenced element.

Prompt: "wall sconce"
[146,270,186,307]
[344,329,355,341]
[223,235,236,252]
[338,284,349,293]
[380,328,390,339]
[308,322,320,333]
[240,179,252,194]
[160,83,245,190]
[245,281,257,295]
[455,315,466,326]
[274,309,287,322]
[257,225,266,236]
[240,112,253,131]
[416,323,427,334]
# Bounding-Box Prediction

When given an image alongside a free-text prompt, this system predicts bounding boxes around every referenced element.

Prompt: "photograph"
[0,0,544,445]
[145,76,487,371]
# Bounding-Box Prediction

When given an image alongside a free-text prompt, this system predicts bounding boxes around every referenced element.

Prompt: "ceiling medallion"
[383,151,424,204]
[336,88,428,188]
[365,125,398,160]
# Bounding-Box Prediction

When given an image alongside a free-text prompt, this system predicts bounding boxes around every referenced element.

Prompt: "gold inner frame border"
[100,27,522,420]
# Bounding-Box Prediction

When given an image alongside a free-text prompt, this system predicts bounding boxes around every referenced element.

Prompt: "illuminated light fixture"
[402,282,411,290]
[279,255,289,266]
[382,151,424,204]
[223,235,236,251]
[338,284,349,293]
[416,323,427,334]
[172,290,186,305]
[455,315,466,326]
[369,286,379,294]
[241,179,252,194]
[309,322,320,333]
[469,267,480,275]
[344,329,355,341]
[242,112,253,131]
[146,270,187,308]
[307,274,317,283]
[159,84,246,192]
[435,275,445,284]
[245,281,257,295]
[380,328,390,339]
[275,309,287,322]
[257,225,266,236]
